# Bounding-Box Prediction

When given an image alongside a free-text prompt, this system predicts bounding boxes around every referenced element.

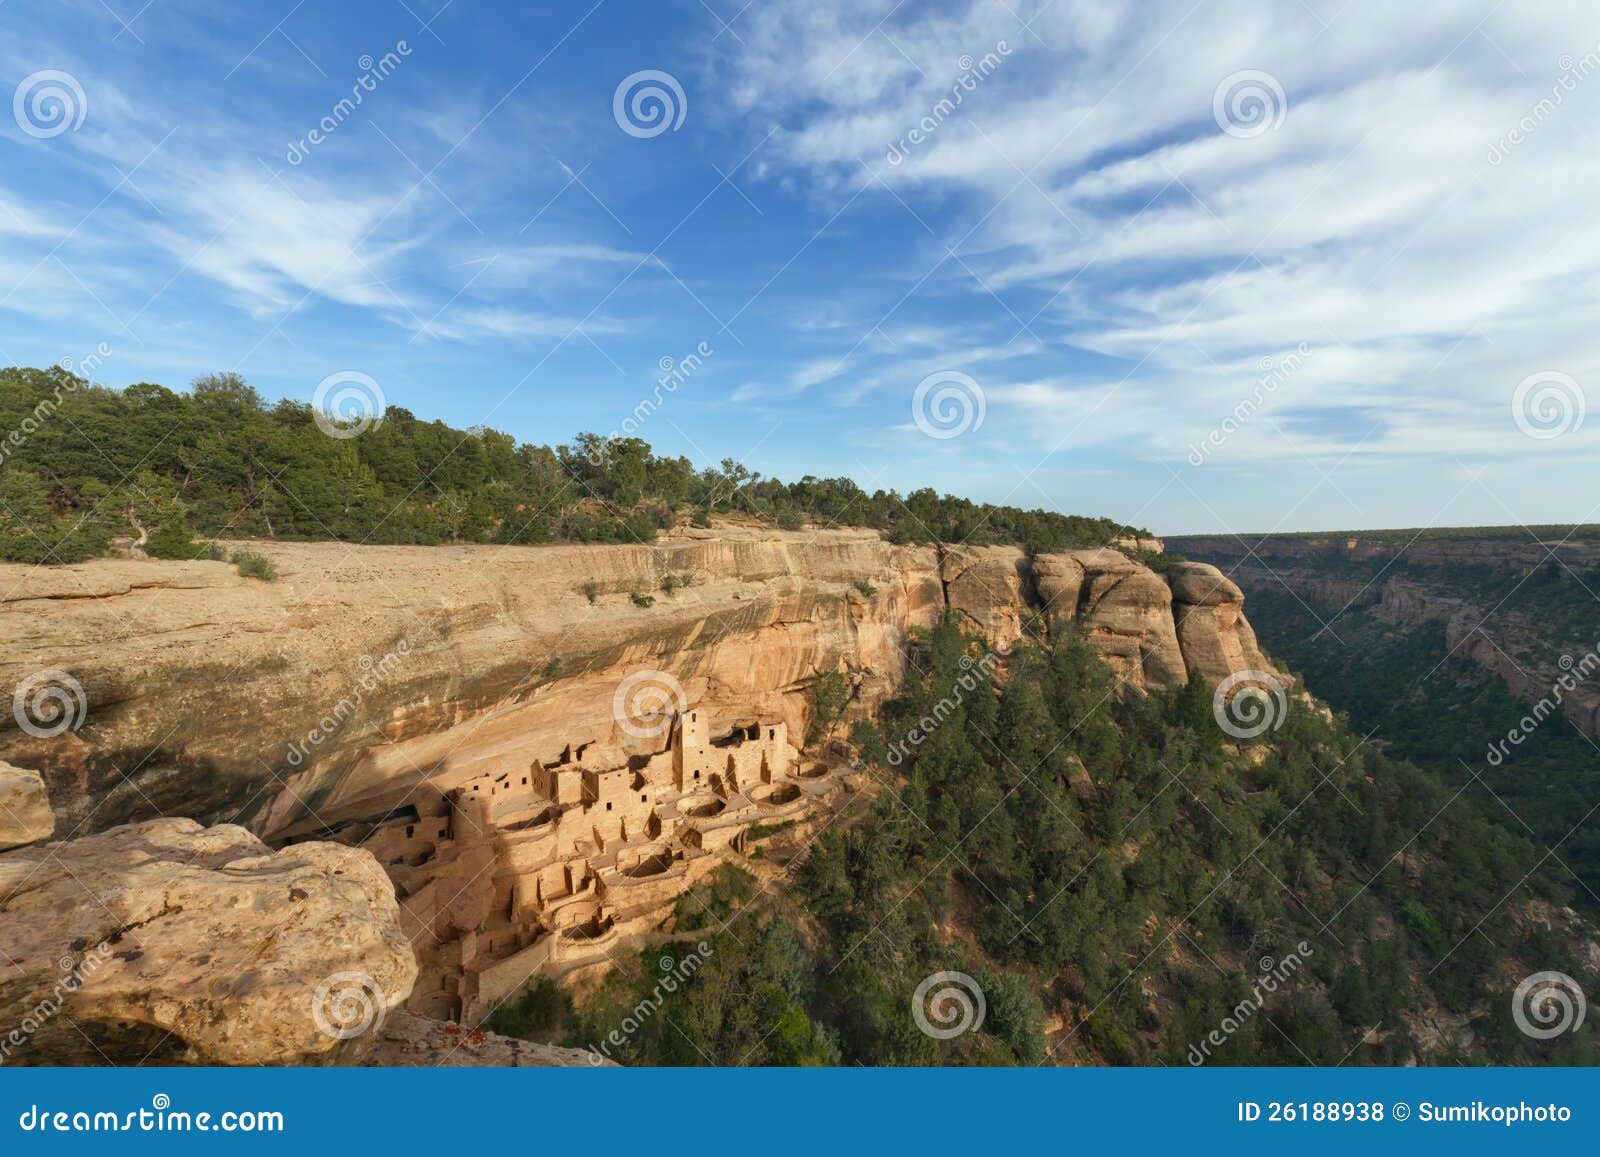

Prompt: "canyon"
[0,524,1278,1063]
[1169,531,1600,739]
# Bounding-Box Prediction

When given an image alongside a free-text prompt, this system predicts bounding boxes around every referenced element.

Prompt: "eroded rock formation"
[1,526,1282,1032]
[0,816,415,1065]
[1170,532,1600,740]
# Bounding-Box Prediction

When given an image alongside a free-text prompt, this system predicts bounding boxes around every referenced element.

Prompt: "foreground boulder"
[0,763,53,850]
[0,818,416,1065]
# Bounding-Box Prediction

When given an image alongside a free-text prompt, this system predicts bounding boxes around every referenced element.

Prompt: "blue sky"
[2,0,1598,534]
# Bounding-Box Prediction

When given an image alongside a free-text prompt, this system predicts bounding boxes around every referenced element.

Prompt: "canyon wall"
[1169,532,1600,739]
[1,525,1281,1038]
[2,526,1276,844]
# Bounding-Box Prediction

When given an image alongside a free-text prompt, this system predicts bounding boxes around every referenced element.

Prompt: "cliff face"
[0,528,1289,1048]
[1169,533,1600,739]
[1,527,1277,844]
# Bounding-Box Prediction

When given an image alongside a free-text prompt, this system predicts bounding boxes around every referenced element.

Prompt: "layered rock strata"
[1,527,1281,1026]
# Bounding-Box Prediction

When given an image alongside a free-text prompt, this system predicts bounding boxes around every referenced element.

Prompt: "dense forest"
[0,365,1141,563]
[1240,587,1600,916]
[489,618,1600,1066]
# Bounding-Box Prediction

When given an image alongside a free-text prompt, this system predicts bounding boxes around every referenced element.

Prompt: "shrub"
[145,523,218,561]
[230,549,278,581]
[0,473,109,563]
[777,509,804,530]
[660,574,680,594]
[691,508,712,528]
[851,578,877,598]
[485,978,578,1045]
[580,581,599,603]
[630,591,654,608]
[807,669,850,745]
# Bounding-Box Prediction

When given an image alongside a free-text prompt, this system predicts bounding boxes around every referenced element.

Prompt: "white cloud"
[713,0,1600,483]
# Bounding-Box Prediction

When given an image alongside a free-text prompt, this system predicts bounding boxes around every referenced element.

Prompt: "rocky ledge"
[0,816,415,1065]
[1,528,1276,843]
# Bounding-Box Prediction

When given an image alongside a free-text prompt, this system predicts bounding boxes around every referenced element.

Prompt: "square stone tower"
[673,708,709,791]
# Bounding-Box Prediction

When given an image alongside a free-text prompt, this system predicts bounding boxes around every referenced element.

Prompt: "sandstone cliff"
[0,528,1289,1057]
[1,527,1276,843]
